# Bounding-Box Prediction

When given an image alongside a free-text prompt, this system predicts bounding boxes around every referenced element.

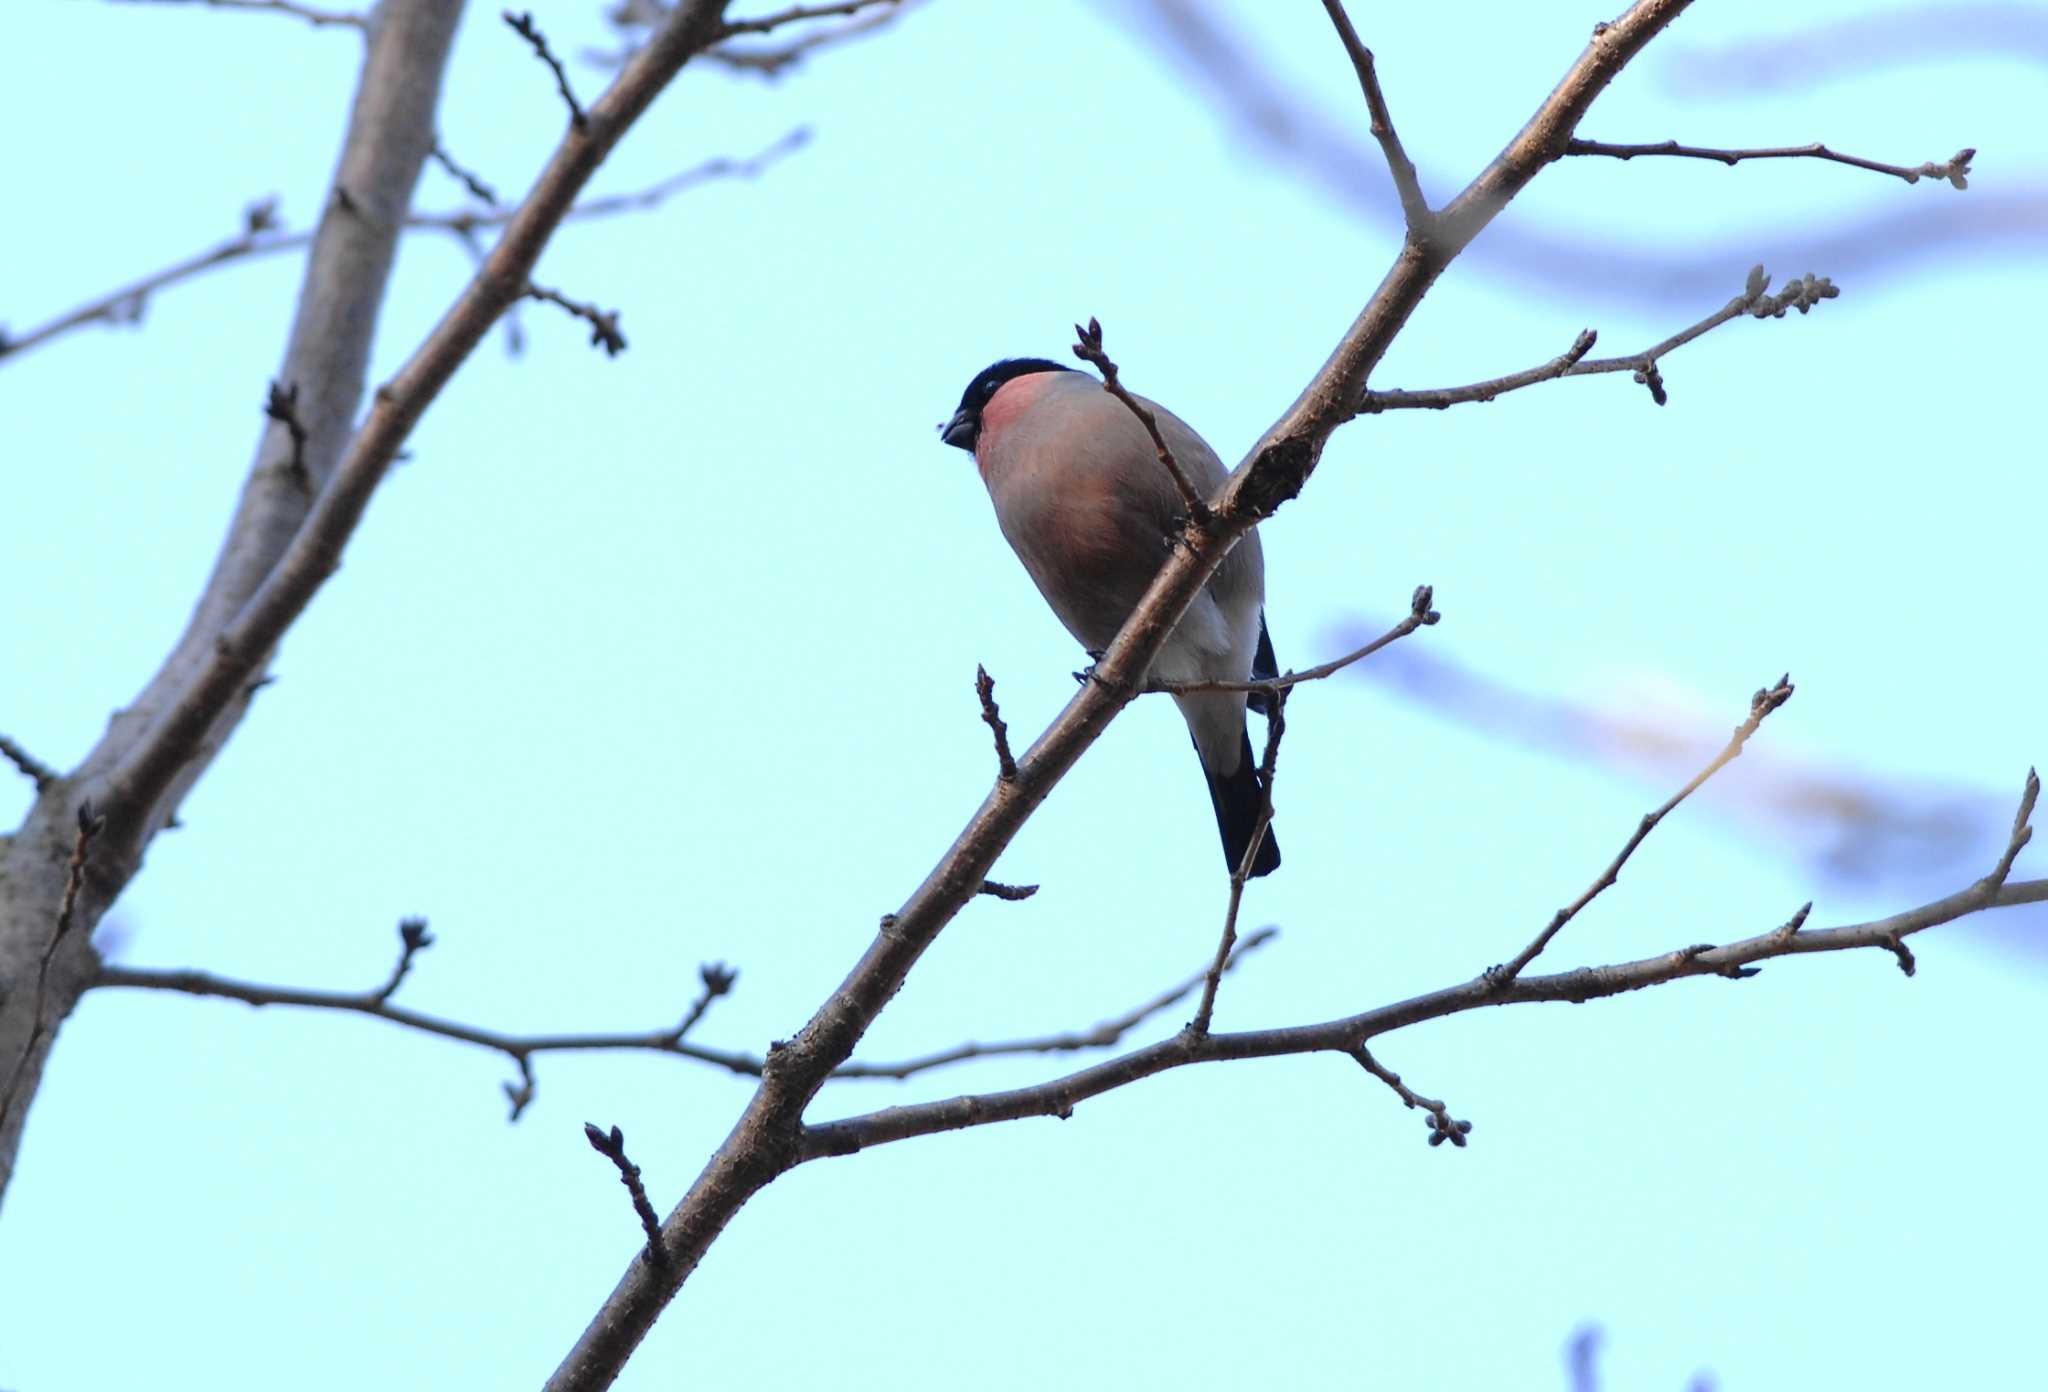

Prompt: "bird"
[940,357,1281,878]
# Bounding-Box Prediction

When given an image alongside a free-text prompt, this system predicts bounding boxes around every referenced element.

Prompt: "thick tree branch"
[1565,138,1975,189]
[1488,676,1795,986]
[0,130,807,366]
[1320,0,1430,228]
[800,779,2043,1162]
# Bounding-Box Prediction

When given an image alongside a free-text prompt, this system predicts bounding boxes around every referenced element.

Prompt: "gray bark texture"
[0,0,466,1205]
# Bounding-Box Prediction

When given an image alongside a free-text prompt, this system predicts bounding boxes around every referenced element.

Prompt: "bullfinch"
[941,358,1281,878]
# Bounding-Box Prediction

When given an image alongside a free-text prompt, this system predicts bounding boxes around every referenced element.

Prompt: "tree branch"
[1190,692,1286,1036]
[583,1124,668,1268]
[504,11,588,130]
[1349,1045,1469,1148]
[1360,266,1837,412]
[715,0,900,39]
[1070,317,1211,525]
[1487,675,1796,986]
[525,282,628,355]
[1150,583,1439,697]
[974,665,1017,782]
[0,130,808,366]
[113,0,367,30]
[799,776,2043,1162]
[0,735,56,792]
[89,921,1280,1093]
[1319,0,1430,229]
[1565,138,1975,189]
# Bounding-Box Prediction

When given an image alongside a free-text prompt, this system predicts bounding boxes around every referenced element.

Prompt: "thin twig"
[1360,266,1836,412]
[0,130,808,365]
[504,11,587,130]
[1319,0,1431,228]
[525,283,627,355]
[429,141,499,205]
[113,0,367,29]
[1070,317,1211,525]
[89,923,1281,1090]
[977,880,1038,902]
[799,776,2042,1162]
[0,735,57,791]
[715,0,899,39]
[1358,331,1596,413]
[974,665,1017,782]
[1565,138,1974,189]
[1348,1045,1470,1148]
[583,1124,668,1267]
[1487,676,1796,987]
[1152,584,1439,697]
[699,0,904,75]
[262,380,311,485]
[1188,693,1287,1037]
[372,917,434,1003]
[674,962,738,1040]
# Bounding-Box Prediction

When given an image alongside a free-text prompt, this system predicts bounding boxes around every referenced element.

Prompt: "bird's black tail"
[1202,729,1280,878]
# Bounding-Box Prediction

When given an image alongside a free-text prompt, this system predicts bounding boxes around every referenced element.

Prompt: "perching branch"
[1152,584,1440,698]
[1565,138,1975,189]
[1320,0,1430,229]
[1487,676,1797,987]
[90,920,1281,1096]
[1070,317,1211,525]
[799,772,2043,1162]
[0,805,105,1132]
[1360,266,1837,412]
[0,130,808,366]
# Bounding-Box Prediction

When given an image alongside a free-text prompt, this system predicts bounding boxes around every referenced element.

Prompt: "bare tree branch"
[1189,691,1286,1036]
[1070,317,1211,525]
[0,130,809,366]
[1565,138,1975,189]
[1151,583,1438,697]
[113,0,367,30]
[504,10,588,129]
[695,0,907,75]
[799,775,2043,1162]
[0,736,56,792]
[429,139,500,204]
[1360,267,1835,412]
[974,665,1018,782]
[716,0,900,39]
[525,282,628,355]
[0,804,105,1133]
[1487,676,1796,986]
[583,1124,668,1268]
[1319,0,1429,229]
[1348,1045,1469,1148]
[89,922,1280,1093]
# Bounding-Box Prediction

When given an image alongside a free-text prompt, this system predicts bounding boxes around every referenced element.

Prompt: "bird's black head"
[940,357,1073,452]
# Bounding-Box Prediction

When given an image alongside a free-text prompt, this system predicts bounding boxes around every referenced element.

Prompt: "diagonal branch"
[716,0,900,39]
[112,0,367,29]
[1070,317,1210,525]
[1487,676,1795,987]
[1565,138,1975,189]
[799,773,2043,1162]
[1190,692,1287,1036]
[0,735,57,792]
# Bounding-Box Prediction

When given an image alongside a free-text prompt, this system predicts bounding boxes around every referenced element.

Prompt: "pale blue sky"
[3,2,2043,1388]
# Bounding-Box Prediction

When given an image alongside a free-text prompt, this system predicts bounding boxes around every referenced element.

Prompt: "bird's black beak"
[940,408,978,452]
